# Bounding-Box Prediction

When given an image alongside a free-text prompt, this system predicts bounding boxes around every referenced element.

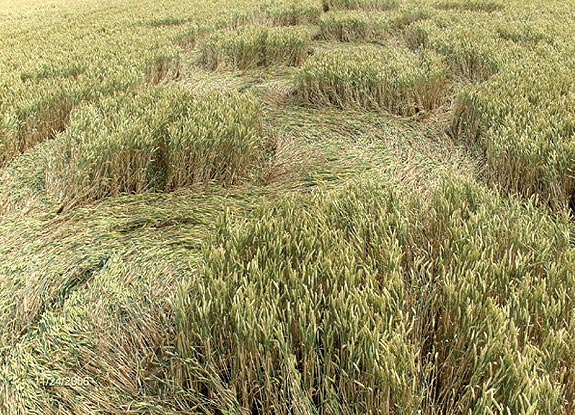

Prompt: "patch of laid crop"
[295,45,448,115]
[45,86,267,206]
[200,26,310,70]
[0,189,246,414]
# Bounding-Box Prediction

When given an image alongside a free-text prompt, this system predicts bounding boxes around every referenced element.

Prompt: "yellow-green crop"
[2,0,575,413]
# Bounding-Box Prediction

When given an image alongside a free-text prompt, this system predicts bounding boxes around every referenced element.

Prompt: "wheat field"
[1,0,575,413]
